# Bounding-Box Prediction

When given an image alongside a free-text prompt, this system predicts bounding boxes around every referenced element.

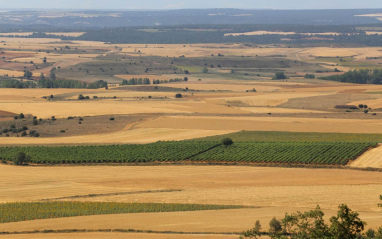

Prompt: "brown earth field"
[0,165,381,236]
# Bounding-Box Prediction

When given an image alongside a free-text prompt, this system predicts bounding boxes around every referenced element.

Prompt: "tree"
[269,217,283,238]
[202,66,209,73]
[358,104,364,109]
[40,73,45,81]
[24,70,33,79]
[240,220,262,239]
[43,57,47,63]
[175,93,183,98]
[78,94,85,100]
[274,72,287,80]
[49,69,56,80]
[184,70,189,74]
[222,138,234,146]
[183,77,188,82]
[13,152,31,165]
[329,204,366,239]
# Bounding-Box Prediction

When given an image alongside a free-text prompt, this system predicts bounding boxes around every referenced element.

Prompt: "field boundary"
[0,229,241,236]
[40,189,183,201]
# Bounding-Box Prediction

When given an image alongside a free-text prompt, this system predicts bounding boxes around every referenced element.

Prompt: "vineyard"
[0,141,219,164]
[190,142,377,165]
[0,141,377,166]
[198,131,382,143]
[0,202,245,223]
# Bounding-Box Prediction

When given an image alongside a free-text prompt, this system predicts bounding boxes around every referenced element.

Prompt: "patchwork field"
[1,38,382,238]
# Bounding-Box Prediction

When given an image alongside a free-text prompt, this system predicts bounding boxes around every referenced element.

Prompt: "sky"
[0,0,381,10]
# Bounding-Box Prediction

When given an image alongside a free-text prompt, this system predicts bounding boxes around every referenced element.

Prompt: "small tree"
[183,77,188,82]
[13,152,31,165]
[274,72,287,80]
[222,138,234,146]
[240,220,262,239]
[78,94,85,100]
[329,204,366,239]
[202,66,208,73]
[269,217,283,237]
[358,104,364,109]
[175,93,183,98]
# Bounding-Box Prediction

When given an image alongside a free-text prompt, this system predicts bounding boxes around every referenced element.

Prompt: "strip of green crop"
[190,142,377,166]
[196,131,382,142]
[0,141,376,166]
[0,202,245,224]
[0,141,219,164]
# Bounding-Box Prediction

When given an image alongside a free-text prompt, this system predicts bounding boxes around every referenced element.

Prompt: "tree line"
[321,69,382,84]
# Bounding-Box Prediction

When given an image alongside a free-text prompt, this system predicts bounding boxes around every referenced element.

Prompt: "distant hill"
[0,9,381,30]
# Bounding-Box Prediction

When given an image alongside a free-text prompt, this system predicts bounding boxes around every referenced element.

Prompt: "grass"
[0,202,245,223]
[197,131,382,143]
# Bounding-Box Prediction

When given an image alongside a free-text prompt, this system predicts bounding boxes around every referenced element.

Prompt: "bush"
[364,109,369,114]
[19,113,25,119]
[33,119,38,125]
[175,93,183,98]
[358,104,364,109]
[222,138,234,146]
[110,117,115,121]
[274,72,287,80]
[60,130,66,133]
[13,152,31,165]
[78,94,85,100]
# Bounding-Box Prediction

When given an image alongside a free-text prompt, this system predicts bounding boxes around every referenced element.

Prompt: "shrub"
[358,104,364,109]
[21,131,27,137]
[10,124,16,129]
[110,117,115,121]
[60,130,66,133]
[78,94,85,100]
[21,126,28,131]
[274,72,287,80]
[175,93,183,98]
[364,109,369,114]
[222,138,234,146]
[19,113,25,119]
[13,116,18,120]
[13,152,31,165]
[33,119,38,125]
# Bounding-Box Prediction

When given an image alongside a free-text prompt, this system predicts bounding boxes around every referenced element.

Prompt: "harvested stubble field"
[0,165,381,236]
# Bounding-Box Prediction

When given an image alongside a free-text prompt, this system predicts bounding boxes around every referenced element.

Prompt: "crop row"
[190,142,377,165]
[0,202,244,223]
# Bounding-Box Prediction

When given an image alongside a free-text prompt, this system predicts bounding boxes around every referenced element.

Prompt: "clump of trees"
[274,72,287,80]
[304,74,315,79]
[240,202,382,239]
[321,69,382,84]
[122,78,151,85]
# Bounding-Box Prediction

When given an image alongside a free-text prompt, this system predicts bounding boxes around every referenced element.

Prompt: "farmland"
[1,10,382,238]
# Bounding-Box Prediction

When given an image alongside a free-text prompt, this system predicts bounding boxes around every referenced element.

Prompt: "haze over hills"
[0,9,382,29]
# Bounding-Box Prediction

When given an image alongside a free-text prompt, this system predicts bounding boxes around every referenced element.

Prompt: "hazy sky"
[0,0,381,10]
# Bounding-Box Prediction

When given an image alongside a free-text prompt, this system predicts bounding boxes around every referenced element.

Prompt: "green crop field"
[190,142,376,165]
[197,131,382,143]
[0,140,376,166]
[0,202,245,224]
[0,141,219,164]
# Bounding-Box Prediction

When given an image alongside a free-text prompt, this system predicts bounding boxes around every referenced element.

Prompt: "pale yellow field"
[216,92,332,106]
[350,144,382,168]
[0,69,25,77]
[136,115,382,133]
[236,106,329,114]
[0,165,381,233]
[351,98,382,109]
[46,32,86,37]
[0,233,238,239]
